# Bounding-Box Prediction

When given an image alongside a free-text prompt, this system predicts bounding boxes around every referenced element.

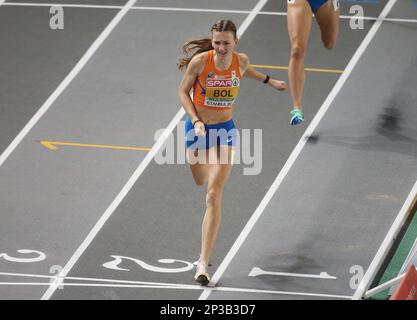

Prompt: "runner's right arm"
[178,54,205,125]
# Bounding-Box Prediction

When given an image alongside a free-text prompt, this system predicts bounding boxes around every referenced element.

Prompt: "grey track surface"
[8,0,259,10]
[137,0,259,10]
[0,0,416,300]
[9,0,129,5]
[0,5,117,156]
[388,0,417,20]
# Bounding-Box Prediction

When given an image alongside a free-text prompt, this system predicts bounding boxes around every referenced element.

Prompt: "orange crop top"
[193,50,241,110]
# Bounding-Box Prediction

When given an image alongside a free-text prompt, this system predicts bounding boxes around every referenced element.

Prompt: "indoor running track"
[0,0,416,300]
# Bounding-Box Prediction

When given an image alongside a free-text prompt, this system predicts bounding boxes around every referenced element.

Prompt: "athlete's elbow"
[178,89,187,100]
[178,92,187,106]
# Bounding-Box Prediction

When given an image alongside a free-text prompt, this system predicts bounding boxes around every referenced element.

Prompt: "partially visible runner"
[177,19,287,286]
[287,0,340,125]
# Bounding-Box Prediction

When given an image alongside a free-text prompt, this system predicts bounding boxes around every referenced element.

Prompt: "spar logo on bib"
[204,72,240,108]
[207,79,233,87]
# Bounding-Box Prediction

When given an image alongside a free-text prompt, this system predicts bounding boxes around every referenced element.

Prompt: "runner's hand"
[269,79,287,91]
[194,121,206,136]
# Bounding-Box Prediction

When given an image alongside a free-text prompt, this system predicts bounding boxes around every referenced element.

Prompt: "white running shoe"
[194,257,210,286]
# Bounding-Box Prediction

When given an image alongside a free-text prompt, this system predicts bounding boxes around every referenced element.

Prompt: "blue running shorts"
[288,0,335,13]
[185,117,237,150]
[308,0,327,13]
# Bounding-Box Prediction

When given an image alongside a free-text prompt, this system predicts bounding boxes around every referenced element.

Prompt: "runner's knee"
[291,45,306,60]
[206,189,221,209]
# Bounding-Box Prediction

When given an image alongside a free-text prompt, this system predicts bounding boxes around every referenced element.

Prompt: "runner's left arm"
[240,54,287,92]
[245,65,287,91]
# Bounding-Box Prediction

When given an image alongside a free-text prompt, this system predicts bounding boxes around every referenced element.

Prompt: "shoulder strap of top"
[232,52,242,78]
[199,50,213,79]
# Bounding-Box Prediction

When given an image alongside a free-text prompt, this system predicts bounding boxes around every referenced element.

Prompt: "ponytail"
[177,38,213,71]
[177,19,237,71]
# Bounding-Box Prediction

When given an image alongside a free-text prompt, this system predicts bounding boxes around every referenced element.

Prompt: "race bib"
[204,72,240,108]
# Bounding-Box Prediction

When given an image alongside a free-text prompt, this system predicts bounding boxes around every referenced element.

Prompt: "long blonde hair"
[177,19,237,71]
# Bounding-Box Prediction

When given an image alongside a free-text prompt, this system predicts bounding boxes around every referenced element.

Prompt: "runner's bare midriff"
[194,104,233,124]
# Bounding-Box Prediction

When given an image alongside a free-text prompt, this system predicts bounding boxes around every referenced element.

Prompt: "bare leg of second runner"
[315,0,340,49]
[287,0,313,125]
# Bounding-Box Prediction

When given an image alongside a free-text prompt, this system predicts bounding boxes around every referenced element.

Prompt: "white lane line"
[4,3,417,24]
[2,2,250,15]
[1,271,350,298]
[248,267,337,280]
[353,179,417,300]
[132,6,249,14]
[0,271,55,280]
[0,282,197,290]
[0,271,195,288]
[0,274,352,299]
[199,0,398,301]
[39,0,268,301]
[0,0,6,6]
[236,0,268,38]
[0,0,137,168]
[377,17,417,24]
[2,282,353,299]
[2,2,121,8]
[210,286,352,300]
[1,283,52,286]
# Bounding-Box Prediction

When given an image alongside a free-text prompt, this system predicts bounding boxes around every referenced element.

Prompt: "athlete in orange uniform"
[178,19,287,286]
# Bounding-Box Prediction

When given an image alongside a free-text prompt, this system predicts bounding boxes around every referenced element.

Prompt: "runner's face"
[211,31,237,59]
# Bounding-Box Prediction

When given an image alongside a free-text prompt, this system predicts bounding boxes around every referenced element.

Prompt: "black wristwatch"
[263,74,270,84]
[192,119,203,127]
